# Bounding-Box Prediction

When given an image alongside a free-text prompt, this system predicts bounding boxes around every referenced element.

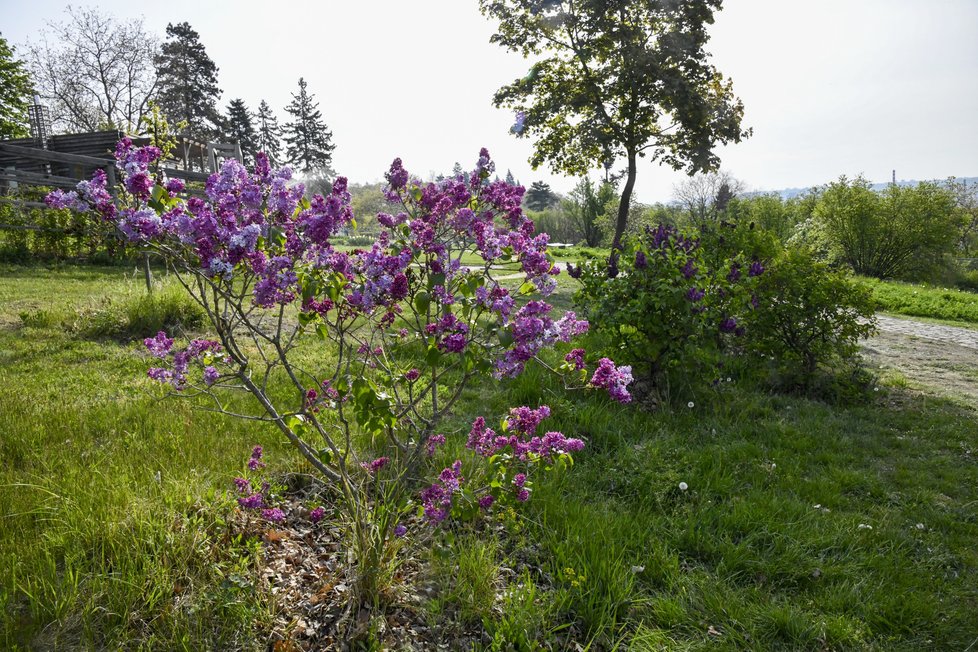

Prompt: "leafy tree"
[524,181,557,211]
[0,35,33,138]
[283,78,336,176]
[26,7,158,132]
[225,98,258,166]
[155,22,223,142]
[566,177,615,246]
[255,99,283,166]
[482,0,750,250]
[947,178,978,256]
[814,177,961,281]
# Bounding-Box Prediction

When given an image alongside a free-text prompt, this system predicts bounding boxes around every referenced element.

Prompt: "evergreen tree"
[452,162,464,178]
[155,22,223,144]
[256,99,283,166]
[505,169,515,186]
[225,98,258,166]
[0,35,33,139]
[525,181,557,211]
[282,77,335,175]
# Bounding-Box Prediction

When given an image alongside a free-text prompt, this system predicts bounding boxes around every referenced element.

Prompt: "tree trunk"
[611,150,637,251]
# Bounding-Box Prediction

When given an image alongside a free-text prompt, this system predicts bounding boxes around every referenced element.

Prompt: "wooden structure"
[0,129,244,202]
[0,123,243,286]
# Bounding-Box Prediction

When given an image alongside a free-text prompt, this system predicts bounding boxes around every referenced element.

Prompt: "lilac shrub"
[49,138,630,604]
[572,224,761,402]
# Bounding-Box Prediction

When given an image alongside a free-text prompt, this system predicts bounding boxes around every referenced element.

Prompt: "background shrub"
[75,283,205,340]
[744,247,876,391]
[813,177,961,282]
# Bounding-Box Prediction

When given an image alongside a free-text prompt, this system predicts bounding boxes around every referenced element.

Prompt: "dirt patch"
[862,329,978,405]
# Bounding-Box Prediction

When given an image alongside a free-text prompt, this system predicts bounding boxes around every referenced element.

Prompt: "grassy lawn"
[859,276,978,325]
[2,264,977,649]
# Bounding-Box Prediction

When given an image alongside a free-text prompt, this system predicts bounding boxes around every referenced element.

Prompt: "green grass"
[2,264,978,650]
[860,276,978,324]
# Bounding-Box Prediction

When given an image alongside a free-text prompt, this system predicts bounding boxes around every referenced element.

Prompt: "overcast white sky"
[2,0,977,201]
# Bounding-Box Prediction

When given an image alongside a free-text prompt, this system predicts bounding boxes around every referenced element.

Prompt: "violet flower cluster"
[232,445,284,522]
[144,332,223,390]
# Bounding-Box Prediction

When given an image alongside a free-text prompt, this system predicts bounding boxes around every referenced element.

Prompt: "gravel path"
[864,315,978,404]
[874,314,978,350]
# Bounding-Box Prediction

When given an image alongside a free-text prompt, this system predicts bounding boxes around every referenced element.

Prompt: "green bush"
[813,177,961,281]
[745,248,877,391]
[954,267,978,293]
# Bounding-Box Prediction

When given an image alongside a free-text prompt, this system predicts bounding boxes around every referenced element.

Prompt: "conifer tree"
[155,22,223,142]
[282,77,335,175]
[225,98,258,166]
[525,181,557,211]
[256,99,283,166]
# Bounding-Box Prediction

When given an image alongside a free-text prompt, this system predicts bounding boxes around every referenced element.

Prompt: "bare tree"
[672,170,746,225]
[27,7,159,133]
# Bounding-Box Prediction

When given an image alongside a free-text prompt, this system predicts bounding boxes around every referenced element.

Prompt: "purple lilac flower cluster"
[589,358,634,403]
[360,456,390,475]
[466,407,584,462]
[232,445,284,522]
[496,302,589,377]
[146,334,223,390]
[420,460,464,524]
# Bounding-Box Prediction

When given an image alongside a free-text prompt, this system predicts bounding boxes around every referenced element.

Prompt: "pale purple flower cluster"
[115,137,161,200]
[261,508,285,522]
[144,331,173,358]
[146,334,224,390]
[347,241,412,312]
[430,313,470,354]
[203,366,219,386]
[497,302,588,377]
[253,256,297,307]
[589,358,633,403]
[420,460,464,524]
[46,168,116,220]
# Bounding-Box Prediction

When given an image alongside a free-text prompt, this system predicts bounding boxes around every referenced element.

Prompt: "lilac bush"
[573,223,761,402]
[48,138,631,604]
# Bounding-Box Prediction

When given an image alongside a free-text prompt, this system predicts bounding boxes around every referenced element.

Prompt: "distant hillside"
[747,176,978,200]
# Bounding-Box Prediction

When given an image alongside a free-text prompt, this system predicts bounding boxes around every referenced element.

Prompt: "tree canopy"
[481,0,750,250]
[0,35,33,139]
